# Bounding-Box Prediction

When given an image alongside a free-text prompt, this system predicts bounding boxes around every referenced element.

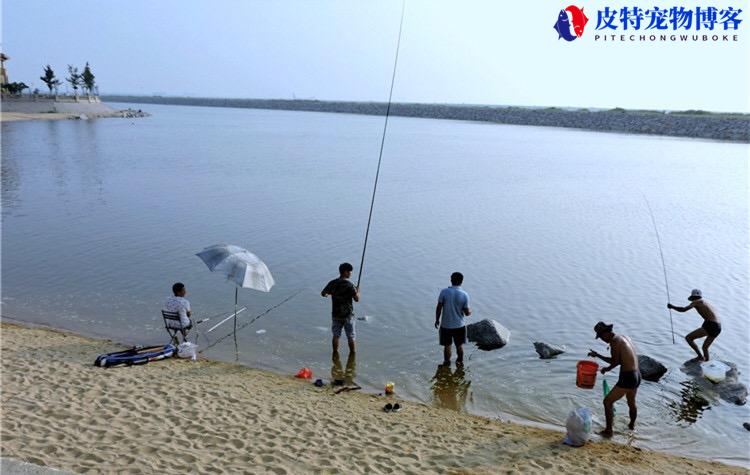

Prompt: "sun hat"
[688,289,702,301]
[594,321,614,339]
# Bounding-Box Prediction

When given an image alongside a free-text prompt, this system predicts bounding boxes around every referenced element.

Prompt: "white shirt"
[164,296,191,328]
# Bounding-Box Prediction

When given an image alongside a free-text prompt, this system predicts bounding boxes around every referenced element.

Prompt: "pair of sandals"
[383,402,402,413]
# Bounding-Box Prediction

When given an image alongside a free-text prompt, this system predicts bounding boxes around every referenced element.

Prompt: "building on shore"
[0,53,9,85]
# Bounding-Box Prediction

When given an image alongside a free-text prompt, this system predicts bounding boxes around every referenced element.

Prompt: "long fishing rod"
[199,288,305,354]
[643,195,675,344]
[356,0,406,288]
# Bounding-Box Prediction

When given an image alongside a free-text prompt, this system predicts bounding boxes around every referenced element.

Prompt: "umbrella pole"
[234,287,239,359]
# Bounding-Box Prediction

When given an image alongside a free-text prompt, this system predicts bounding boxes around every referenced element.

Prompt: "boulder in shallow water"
[719,381,748,406]
[533,342,565,359]
[743,422,750,431]
[467,319,510,350]
[638,355,668,382]
[681,360,747,405]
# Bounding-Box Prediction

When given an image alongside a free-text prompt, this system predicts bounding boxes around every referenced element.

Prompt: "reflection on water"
[668,380,711,425]
[331,351,357,386]
[431,363,472,412]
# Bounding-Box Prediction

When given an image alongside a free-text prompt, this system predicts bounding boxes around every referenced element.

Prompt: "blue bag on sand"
[563,407,592,447]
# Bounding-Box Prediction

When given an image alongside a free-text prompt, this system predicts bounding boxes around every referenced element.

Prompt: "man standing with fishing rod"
[321,263,360,355]
[668,289,722,362]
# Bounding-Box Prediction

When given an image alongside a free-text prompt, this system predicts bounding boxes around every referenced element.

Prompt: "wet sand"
[1,322,743,474]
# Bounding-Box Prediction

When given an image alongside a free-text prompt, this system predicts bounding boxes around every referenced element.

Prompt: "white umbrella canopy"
[196,244,275,292]
[196,244,275,346]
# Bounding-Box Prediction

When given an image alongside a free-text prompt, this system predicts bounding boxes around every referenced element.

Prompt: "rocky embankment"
[103,96,750,142]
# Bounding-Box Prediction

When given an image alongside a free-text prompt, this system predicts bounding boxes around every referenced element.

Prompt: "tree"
[40,65,61,96]
[2,82,29,95]
[66,65,81,96]
[81,62,95,96]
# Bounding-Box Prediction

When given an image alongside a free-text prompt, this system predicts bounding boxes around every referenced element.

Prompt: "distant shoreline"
[102,95,750,143]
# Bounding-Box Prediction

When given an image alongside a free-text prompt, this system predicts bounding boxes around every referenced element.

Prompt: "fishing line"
[356,0,406,288]
[643,194,676,344]
[199,288,306,354]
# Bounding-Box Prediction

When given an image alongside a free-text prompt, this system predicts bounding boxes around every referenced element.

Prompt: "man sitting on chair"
[164,282,193,343]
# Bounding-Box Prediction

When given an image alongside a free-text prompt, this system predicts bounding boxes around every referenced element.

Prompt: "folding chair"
[162,310,192,345]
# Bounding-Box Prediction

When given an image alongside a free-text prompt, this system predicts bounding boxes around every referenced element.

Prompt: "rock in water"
[533,342,565,359]
[466,319,510,350]
[638,355,668,382]
[719,381,748,406]
[681,360,748,406]
[743,422,750,431]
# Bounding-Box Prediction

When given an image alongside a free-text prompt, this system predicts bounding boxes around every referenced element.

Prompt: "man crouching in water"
[588,322,641,437]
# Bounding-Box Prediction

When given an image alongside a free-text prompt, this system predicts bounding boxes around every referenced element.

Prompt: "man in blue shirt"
[435,272,472,364]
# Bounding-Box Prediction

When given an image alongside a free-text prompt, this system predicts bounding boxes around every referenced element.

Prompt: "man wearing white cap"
[668,289,721,362]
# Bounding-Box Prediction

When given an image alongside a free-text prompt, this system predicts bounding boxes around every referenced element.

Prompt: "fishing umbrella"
[196,244,275,342]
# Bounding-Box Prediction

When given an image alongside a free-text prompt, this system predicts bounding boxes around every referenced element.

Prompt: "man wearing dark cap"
[588,322,640,437]
[668,289,721,362]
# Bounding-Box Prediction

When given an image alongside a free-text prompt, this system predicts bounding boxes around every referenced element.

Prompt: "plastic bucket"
[576,360,599,389]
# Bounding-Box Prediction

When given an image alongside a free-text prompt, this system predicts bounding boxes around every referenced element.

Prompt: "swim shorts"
[439,326,467,346]
[332,318,355,340]
[702,320,722,338]
[616,370,641,390]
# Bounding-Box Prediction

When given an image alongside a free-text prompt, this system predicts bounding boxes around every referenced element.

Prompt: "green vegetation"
[1,81,29,95]
[66,65,82,95]
[40,65,62,95]
[81,62,95,95]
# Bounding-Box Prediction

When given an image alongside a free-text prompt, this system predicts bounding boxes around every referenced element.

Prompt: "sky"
[2,0,748,112]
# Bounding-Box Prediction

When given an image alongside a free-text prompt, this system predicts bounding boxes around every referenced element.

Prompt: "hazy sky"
[2,0,748,111]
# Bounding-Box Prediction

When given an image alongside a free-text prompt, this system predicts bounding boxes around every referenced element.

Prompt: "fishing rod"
[356,0,406,288]
[206,307,248,333]
[643,195,675,344]
[199,288,305,354]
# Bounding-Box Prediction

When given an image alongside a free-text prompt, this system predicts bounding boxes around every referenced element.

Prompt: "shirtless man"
[588,322,640,437]
[668,289,721,362]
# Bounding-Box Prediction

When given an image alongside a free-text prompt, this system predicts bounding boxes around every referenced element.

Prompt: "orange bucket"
[295,367,313,379]
[576,360,599,389]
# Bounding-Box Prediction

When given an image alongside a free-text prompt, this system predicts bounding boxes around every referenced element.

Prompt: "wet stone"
[533,342,565,359]
[638,355,668,382]
[467,319,510,351]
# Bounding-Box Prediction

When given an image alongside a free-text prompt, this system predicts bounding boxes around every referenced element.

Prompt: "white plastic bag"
[563,407,592,447]
[177,342,198,360]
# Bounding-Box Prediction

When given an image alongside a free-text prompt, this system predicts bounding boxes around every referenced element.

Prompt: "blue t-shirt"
[438,286,470,329]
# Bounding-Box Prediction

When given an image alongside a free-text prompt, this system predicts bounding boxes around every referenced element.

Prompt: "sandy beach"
[0,322,742,474]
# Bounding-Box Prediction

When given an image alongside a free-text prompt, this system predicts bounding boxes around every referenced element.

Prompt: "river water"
[2,103,748,466]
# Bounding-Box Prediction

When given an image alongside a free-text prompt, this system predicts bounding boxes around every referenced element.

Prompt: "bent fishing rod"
[356,0,406,289]
[643,194,675,344]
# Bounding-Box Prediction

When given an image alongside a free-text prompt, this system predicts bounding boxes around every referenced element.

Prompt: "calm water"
[2,103,749,466]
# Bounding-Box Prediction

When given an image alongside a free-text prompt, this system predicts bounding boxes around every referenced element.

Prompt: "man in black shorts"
[435,272,472,364]
[669,289,722,361]
[588,322,641,437]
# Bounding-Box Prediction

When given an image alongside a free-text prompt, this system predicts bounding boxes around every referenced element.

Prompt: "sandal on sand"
[383,403,393,412]
[392,403,402,413]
